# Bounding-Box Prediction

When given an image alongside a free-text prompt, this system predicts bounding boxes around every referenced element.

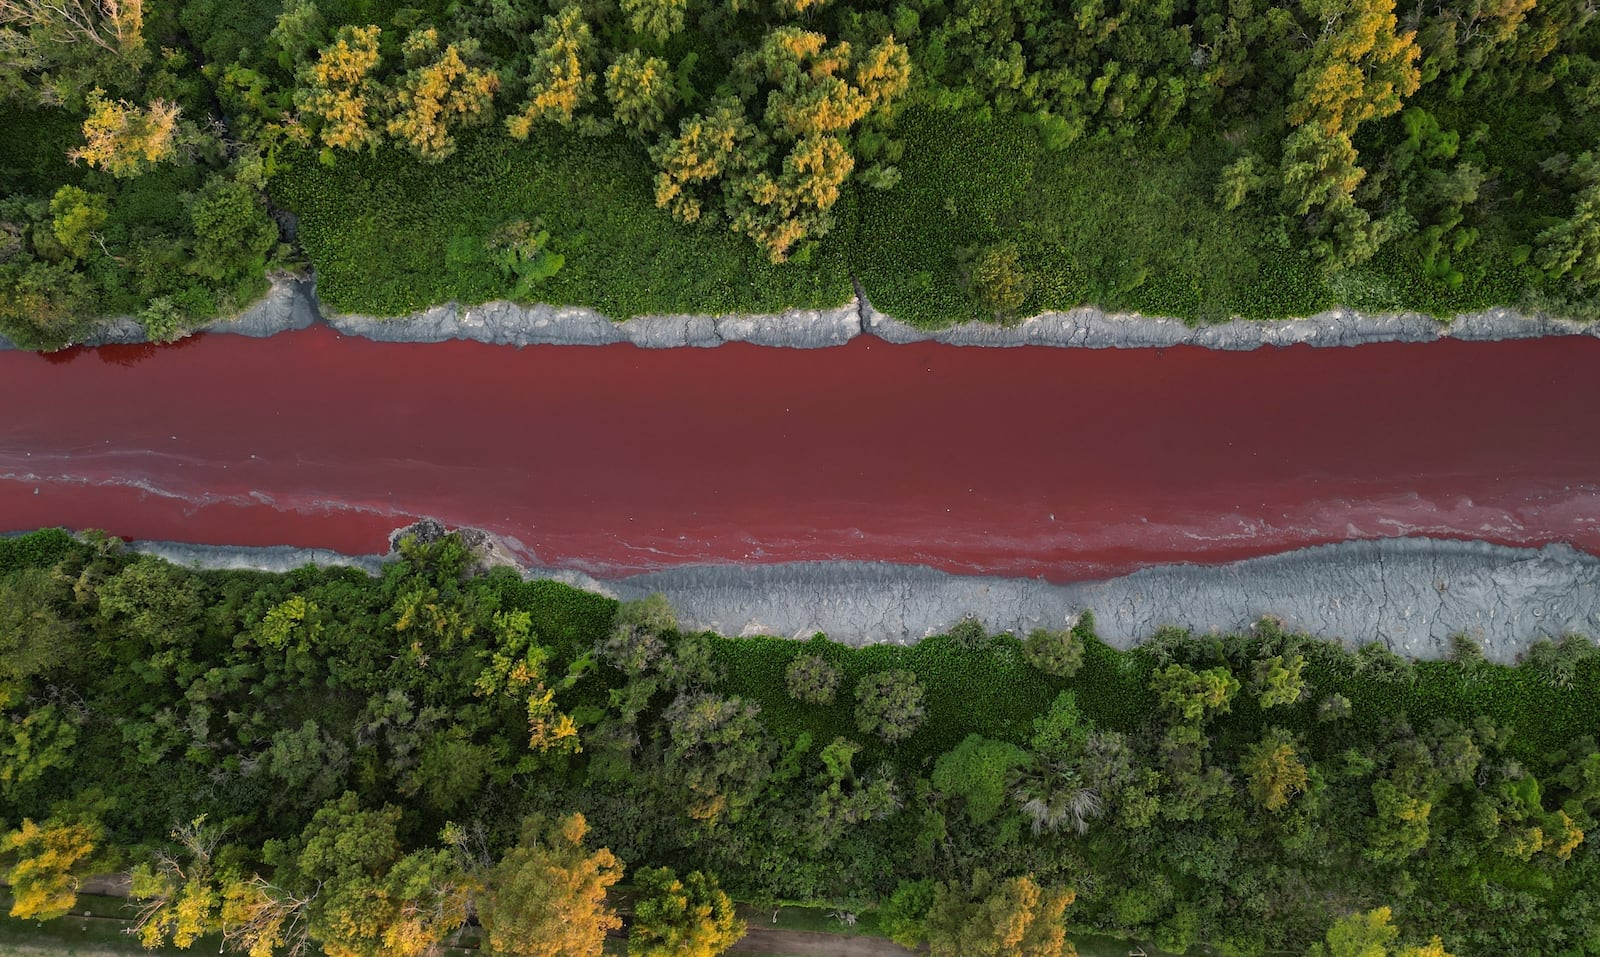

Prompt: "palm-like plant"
[1010,759,1103,837]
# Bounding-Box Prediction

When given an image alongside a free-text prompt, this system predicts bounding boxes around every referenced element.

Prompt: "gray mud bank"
[130,534,1600,663]
[6,275,1596,352]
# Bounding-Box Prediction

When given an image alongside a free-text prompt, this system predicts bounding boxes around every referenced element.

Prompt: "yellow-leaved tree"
[1308,906,1458,957]
[477,813,623,957]
[68,88,180,177]
[1288,0,1421,138]
[505,5,597,137]
[295,24,386,153]
[386,29,499,162]
[3,815,102,920]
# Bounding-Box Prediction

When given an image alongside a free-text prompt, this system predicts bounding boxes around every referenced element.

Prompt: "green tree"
[605,50,675,136]
[1536,174,1600,289]
[0,567,78,708]
[785,653,840,705]
[1307,906,1452,957]
[1243,727,1310,812]
[661,692,773,825]
[1022,627,1085,677]
[479,813,623,957]
[188,173,279,285]
[1253,653,1308,709]
[933,734,1031,825]
[619,0,686,46]
[924,871,1075,957]
[48,186,107,260]
[880,878,937,949]
[0,702,82,796]
[1150,663,1240,723]
[854,669,926,743]
[628,867,744,957]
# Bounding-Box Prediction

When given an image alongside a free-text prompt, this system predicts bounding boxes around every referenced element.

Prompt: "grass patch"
[271,129,853,318]
[852,108,1333,327]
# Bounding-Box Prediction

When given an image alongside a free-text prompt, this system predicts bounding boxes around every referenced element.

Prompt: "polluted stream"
[1,326,1597,586]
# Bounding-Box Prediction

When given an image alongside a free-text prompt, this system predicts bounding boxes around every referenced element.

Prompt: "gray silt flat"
[8,276,1596,352]
[119,534,1600,663]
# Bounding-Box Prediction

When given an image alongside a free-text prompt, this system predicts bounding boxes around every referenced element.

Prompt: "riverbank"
[3,276,1597,352]
[130,529,1600,663]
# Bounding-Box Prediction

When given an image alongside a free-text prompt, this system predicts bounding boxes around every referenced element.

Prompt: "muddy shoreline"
[123,531,1600,663]
[3,276,1596,352]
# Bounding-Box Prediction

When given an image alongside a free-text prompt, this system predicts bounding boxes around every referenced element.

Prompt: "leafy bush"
[854,669,927,743]
[785,654,841,706]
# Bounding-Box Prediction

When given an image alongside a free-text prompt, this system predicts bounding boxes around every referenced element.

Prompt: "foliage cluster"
[4,0,1599,346]
[1,530,1598,957]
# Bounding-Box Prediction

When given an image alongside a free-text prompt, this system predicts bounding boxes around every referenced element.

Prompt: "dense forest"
[2,527,1600,956]
[2,0,1600,347]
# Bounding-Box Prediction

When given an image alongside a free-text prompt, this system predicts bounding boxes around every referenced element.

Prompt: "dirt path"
[731,926,919,956]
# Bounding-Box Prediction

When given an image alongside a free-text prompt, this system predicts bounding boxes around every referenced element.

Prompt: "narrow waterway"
[1,327,1596,581]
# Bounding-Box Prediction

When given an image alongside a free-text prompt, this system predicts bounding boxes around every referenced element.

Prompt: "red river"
[1,327,1597,581]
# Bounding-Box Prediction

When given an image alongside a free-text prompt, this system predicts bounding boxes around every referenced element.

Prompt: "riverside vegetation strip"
[4,527,1600,956]
[3,0,1600,348]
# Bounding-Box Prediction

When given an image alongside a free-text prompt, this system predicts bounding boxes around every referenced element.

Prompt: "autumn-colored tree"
[3,814,101,920]
[290,792,473,957]
[478,813,622,957]
[741,28,870,138]
[1287,0,1421,138]
[628,867,744,957]
[296,24,386,152]
[129,816,231,950]
[726,131,854,260]
[1243,727,1310,812]
[386,29,499,162]
[1308,906,1459,957]
[68,88,179,177]
[605,50,674,136]
[924,870,1075,957]
[506,5,597,136]
[474,609,579,755]
[651,97,759,223]
[853,35,912,111]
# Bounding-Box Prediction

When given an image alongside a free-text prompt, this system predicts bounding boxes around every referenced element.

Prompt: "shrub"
[879,878,936,949]
[855,669,926,743]
[947,615,989,651]
[1023,628,1085,678]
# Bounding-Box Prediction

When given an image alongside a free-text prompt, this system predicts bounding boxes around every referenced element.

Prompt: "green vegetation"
[2,528,1599,956]
[4,0,1600,347]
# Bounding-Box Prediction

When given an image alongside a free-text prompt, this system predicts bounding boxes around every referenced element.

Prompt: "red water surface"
[2,327,1597,581]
